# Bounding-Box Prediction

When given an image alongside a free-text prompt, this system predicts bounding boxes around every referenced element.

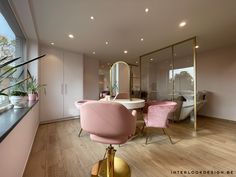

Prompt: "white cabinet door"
[39,47,64,122]
[63,51,83,117]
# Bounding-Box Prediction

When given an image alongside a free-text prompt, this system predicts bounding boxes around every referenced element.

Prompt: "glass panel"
[173,40,194,124]
[0,12,16,59]
[131,65,140,98]
[141,47,172,101]
[140,38,197,130]
[0,12,16,106]
[0,10,25,108]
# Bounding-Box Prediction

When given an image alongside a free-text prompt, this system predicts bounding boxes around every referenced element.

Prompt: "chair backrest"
[114,92,129,99]
[74,100,93,110]
[146,101,177,128]
[80,101,136,142]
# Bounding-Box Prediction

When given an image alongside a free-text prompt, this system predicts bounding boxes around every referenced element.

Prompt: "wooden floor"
[23,117,236,177]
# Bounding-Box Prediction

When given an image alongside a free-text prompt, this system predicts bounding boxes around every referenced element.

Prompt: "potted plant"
[27,77,46,101]
[0,55,45,110]
[9,90,28,108]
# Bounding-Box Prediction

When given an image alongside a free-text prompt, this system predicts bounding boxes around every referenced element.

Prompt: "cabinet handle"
[44,88,47,95]
[65,84,67,95]
[61,84,64,95]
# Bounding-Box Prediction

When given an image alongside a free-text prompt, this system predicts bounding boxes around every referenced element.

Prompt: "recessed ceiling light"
[179,21,186,27]
[93,51,96,54]
[150,58,153,61]
[145,8,149,13]
[50,42,54,45]
[90,16,94,20]
[68,34,74,38]
[105,41,109,45]
[141,38,144,41]
[124,50,128,54]
[195,45,199,49]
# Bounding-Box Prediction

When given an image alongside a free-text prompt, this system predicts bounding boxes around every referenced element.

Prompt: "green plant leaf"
[10,90,27,96]
[0,57,21,68]
[27,77,46,93]
[0,54,46,78]
[0,68,17,83]
[0,56,8,62]
[0,92,8,96]
[0,77,29,93]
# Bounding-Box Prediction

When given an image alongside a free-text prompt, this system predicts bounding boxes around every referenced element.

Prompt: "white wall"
[0,103,39,177]
[83,55,99,100]
[27,39,39,79]
[197,45,236,121]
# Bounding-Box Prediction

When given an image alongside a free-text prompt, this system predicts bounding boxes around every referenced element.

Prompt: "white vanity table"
[100,98,145,109]
[111,98,145,109]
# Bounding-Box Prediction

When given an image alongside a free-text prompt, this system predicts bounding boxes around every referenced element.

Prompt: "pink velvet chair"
[80,101,136,177]
[74,100,94,137]
[142,101,177,144]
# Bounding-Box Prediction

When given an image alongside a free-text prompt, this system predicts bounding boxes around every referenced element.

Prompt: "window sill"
[0,104,13,114]
[0,100,38,143]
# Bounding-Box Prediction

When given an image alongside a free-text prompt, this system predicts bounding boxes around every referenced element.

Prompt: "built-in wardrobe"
[39,46,83,122]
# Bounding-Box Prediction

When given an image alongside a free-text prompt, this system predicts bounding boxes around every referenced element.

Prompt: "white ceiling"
[29,0,236,63]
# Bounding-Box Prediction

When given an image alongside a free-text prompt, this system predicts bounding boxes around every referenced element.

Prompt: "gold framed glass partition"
[140,37,197,130]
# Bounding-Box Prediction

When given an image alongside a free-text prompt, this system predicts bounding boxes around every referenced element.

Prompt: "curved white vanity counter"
[100,98,145,110]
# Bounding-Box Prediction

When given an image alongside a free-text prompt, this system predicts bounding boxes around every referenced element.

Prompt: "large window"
[0,0,25,108]
[0,12,16,59]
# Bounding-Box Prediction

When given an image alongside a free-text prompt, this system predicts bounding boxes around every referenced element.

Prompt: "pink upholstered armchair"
[80,101,136,177]
[142,101,177,144]
[74,100,94,137]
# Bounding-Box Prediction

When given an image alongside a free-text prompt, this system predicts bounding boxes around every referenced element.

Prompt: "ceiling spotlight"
[68,34,74,38]
[90,16,94,20]
[145,8,149,13]
[124,50,128,54]
[105,41,109,45]
[179,21,186,27]
[92,51,96,54]
[50,42,54,45]
[150,58,153,61]
[141,38,144,41]
[195,45,199,49]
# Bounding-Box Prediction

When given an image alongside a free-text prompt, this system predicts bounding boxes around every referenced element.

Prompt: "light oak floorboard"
[23,117,236,177]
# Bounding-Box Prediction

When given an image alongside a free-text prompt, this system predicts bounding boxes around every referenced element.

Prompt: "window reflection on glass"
[169,67,194,95]
[0,12,16,107]
[0,12,16,60]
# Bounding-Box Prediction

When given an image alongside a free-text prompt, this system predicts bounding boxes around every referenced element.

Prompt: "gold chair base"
[91,157,131,177]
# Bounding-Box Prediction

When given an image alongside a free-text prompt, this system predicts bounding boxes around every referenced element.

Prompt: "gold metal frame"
[109,61,131,100]
[139,36,198,131]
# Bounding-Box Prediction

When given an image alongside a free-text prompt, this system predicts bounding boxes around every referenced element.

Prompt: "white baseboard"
[40,116,80,124]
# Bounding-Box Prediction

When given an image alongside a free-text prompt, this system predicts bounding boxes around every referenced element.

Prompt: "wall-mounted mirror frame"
[140,37,197,131]
[110,61,131,100]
